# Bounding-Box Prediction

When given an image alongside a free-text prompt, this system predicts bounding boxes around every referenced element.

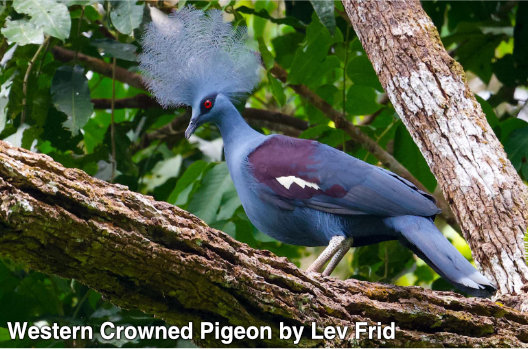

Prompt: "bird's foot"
[322,238,353,276]
[306,236,353,276]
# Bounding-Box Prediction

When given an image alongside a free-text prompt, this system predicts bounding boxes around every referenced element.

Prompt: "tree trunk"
[343,0,528,309]
[0,141,527,347]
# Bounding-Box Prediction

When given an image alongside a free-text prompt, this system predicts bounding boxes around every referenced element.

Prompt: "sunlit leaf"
[110,1,144,35]
[268,74,285,106]
[13,0,70,40]
[258,38,274,70]
[168,160,211,205]
[187,162,233,224]
[58,0,98,5]
[143,155,182,192]
[1,18,44,45]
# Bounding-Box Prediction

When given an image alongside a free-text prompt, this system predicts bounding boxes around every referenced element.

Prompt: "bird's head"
[139,7,260,139]
[185,93,232,139]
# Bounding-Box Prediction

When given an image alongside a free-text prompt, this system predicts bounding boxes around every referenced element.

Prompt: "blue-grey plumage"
[140,6,496,298]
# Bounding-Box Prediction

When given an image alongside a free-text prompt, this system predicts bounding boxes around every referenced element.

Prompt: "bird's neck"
[215,105,263,156]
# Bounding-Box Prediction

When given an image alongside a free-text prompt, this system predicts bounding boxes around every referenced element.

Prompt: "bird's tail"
[386,215,496,298]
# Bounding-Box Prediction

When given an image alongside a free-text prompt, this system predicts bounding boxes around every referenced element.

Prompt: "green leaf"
[236,6,304,30]
[345,85,380,116]
[167,160,210,205]
[91,38,137,62]
[288,15,332,85]
[272,32,304,69]
[0,76,13,135]
[187,162,233,224]
[51,65,94,136]
[300,124,348,148]
[83,110,110,153]
[268,74,285,106]
[110,1,144,35]
[58,0,97,5]
[504,126,528,178]
[0,327,9,342]
[143,155,182,192]
[1,18,45,45]
[347,54,383,91]
[393,123,437,191]
[431,277,455,292]
[443,25,502,83]
[493,54,519,87]
[13,0,71,40]
[475,95,499,127]
[309,0,335,34]
[285,1,314,24]
[216,189,241,221]
[258,38,274,70]
[512,3,528,84]
[414,264,436,284]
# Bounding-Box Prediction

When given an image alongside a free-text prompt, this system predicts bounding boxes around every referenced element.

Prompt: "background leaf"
[187,162,234,224]
[51,65,94,135]
[13,0,70,40]
[288,15,333,86]
[110,1,144,35]
[505,126,528,178]
[1,18,44,45]
[91,38,137,62]
[393,123,437,191]
[310,0,336,34]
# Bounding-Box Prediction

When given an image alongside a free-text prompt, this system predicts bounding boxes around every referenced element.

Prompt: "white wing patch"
[276,176,320,190]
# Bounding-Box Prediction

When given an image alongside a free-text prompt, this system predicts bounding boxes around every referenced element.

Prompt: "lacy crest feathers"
[139,6,260,108]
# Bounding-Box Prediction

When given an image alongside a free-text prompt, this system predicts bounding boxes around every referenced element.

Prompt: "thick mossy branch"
[0,140,526,347]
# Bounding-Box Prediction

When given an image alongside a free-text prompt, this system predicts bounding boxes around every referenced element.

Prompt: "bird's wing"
[247,135,440,217]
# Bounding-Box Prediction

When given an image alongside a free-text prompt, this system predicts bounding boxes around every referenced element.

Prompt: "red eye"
[203,99,213,109]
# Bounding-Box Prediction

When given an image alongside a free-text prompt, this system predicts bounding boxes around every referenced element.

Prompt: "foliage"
[0,0,527,347]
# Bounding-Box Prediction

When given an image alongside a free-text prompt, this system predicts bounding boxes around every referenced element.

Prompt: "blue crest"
[139,6,260,108]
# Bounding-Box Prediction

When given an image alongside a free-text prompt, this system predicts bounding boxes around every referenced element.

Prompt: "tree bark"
[0,141,527,347]
[343,0,528,309]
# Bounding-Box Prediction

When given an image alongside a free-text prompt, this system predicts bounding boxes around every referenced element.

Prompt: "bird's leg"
[306,236,346,274]
[322,238,353,276]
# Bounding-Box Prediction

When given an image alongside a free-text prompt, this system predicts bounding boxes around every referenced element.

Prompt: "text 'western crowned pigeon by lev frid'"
[139,6,496,297]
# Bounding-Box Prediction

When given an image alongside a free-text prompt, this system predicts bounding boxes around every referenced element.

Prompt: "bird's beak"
[185,111,199,139]
[185,119,197,139]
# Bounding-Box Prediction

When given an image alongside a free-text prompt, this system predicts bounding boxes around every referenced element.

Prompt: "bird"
[139,6,496,297]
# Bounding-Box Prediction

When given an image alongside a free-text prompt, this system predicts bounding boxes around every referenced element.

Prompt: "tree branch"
[242,108,309,136]
[91,95,308,138]
[92,94,161,109]
[0,140,526,346]
[52,46,145,90]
